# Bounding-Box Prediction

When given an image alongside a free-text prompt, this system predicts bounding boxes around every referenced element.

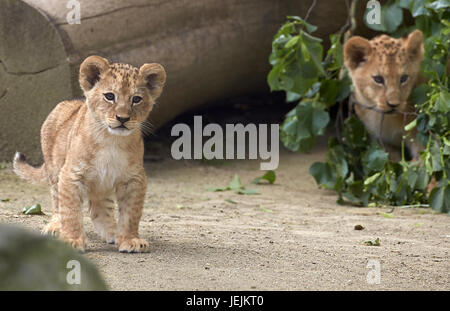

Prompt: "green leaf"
[342,116,370,148]
[311,108,330,135]
[236,189,260,195]
[336,75,352,102]
[379,212,394,218]
[425,0,450,11]
[252,170,276,184]
[259,205,273,213]
[22,204,44,215]
[406,169,418,188]
[383,2,404,32]
[325,33,344,71]
[304,82,321,98]
[224,199,237,204]
[289,62,318,95]
[302,32,325,76]
[208,174,261,195]
[364,172,381,186]
[267,66,282,91]
[284,36,299,48]
[309,162,336,189]
[229,174,244,190]
[429,186,443,212]
[411,84,430,106]
[365,1,403,33]
[404,119,417,131]
[363,145,388,174]
[429,185,450,213]
[430,143,443,172]
[327,139,349,178]
[436,91,450,112]
[398,0,414,9]
[286,16,318,33]
[319,79,340,107]
[286,91,301,103]
[415,165,430,191]
[280,102,330,152]
[344,179,370,206]
[411,0,428,17]
[364,238,381,246]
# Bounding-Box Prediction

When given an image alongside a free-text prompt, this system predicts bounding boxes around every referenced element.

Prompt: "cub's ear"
[344,36,372,71]
[79,55,110,92]
[139,63,166,99]
[406,29,424,62]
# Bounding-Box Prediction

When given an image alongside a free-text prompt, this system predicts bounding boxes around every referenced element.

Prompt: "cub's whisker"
[140,121,155,136]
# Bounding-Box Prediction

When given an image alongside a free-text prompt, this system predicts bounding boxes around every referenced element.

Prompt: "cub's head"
[79,55,166,136]
[344,30,424,113]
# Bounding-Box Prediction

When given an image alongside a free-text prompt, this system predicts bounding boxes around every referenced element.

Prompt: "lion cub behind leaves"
[14,56,166,252]
[344,30,425,161]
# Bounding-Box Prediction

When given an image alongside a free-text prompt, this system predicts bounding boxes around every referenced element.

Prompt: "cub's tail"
[13,152,48,185]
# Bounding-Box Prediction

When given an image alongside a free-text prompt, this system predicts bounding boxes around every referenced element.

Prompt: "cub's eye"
[132,96,142,104]
[372,75,384,85]
[400,74,408,84]
[104,93,115,101]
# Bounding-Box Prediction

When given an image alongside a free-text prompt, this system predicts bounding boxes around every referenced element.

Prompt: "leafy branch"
[268,0,449,212]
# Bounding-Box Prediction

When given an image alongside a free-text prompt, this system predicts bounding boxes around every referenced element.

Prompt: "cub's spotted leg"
[42,183,61,235]
[115,173,148,253]
[57,170,87,252]
[89,195,117,244]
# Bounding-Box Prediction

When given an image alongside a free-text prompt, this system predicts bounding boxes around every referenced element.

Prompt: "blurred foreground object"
[0,224,107,290]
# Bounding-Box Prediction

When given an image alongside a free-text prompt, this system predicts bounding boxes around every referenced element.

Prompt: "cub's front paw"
[118,238,149,253]
[60,234,87,252]
[42,221,61,236]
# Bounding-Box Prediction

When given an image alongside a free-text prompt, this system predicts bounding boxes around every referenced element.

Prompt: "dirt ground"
[0,141,449,291]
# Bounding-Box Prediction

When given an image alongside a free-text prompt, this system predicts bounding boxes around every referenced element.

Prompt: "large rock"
[0,0,372,163]
[0,224,107,290]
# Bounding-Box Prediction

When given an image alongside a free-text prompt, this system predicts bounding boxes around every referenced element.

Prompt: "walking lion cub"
[14,56,166,252]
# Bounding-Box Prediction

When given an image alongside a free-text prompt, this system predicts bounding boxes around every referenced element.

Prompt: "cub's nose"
[116,116,130,124]
[387,101,400,108]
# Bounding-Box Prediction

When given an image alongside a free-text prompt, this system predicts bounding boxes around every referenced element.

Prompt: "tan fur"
[344,30,424,160]
[13,56,166,252]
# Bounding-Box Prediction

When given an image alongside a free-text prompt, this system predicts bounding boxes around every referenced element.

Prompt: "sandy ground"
[0,142,449,291]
